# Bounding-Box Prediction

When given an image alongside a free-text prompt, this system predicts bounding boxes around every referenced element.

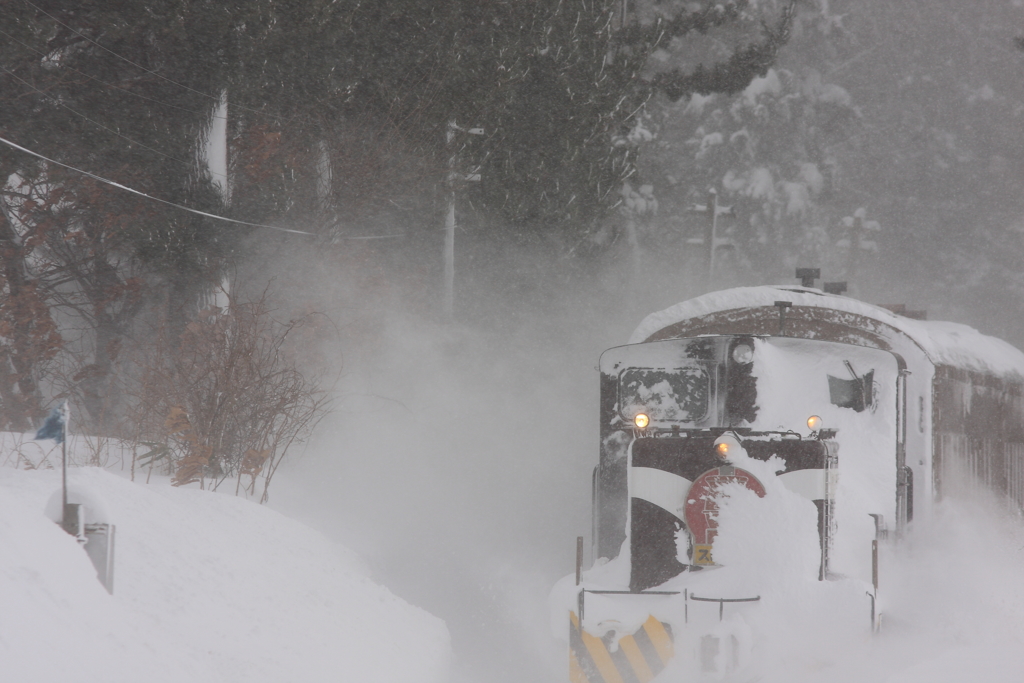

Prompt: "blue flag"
[35,403,65,444]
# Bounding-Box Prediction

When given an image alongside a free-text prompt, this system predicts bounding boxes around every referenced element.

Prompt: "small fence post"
[575,536,583,586]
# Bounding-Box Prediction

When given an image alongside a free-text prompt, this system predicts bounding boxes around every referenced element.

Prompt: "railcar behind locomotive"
[552,282,1024,682]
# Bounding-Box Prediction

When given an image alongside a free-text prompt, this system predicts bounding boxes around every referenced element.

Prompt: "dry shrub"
[125,286,332,502]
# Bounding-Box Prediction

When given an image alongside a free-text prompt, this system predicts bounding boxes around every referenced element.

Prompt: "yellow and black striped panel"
[569,612,674,683]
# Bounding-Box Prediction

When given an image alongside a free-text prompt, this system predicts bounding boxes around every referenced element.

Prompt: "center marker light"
[634,413,650,429]
[714,431,745,459]
[732,343,754,364]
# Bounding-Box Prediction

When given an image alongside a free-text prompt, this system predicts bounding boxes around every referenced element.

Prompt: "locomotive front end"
[554,334,902,681]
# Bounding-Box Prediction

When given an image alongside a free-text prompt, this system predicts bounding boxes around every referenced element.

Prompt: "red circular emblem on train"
[684,466,766,565]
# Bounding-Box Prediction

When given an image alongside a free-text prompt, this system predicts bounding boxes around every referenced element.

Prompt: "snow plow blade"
[569,612,674,683]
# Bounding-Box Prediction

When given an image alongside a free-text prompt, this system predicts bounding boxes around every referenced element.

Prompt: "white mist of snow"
[749,492,1024,683]
[269,313,599,683]
[210,235,1024,683]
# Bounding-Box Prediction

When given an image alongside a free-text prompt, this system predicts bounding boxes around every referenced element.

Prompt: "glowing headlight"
[807,415,822,430]
[732,343,754,364]
[713,431,745,459]
[634,413,650,429]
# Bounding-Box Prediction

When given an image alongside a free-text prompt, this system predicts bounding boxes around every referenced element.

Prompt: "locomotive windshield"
[619,366,709,422]
[600,336,899,434]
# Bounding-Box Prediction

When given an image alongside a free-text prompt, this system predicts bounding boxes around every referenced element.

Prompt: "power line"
[0,25,334,185]
[0,134,404,240]
[23,0,217,101]
[0,26,226,122]
[0,133,313,236]
[1,10,405,242]
[2,66,227,180]
[21,0,288,125]
[336,233,405,240]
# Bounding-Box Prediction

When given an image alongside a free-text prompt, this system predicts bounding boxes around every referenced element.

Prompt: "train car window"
[827,369,875,412]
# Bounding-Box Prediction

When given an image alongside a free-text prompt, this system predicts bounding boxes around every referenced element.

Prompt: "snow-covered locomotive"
[552,284,1024,681]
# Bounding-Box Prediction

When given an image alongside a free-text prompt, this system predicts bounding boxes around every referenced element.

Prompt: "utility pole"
[444,120,456,322]
[845,210,864,288]
[688,189,733,290]
[705,189,718,288]
[841,208,881,295]
[443,121,483,322]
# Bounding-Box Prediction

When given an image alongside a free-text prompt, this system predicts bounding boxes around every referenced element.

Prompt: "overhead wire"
[0,14,335,199]
[22,0,221,101]
[1,66,228,181]
[0,133,314,235]
[2,5,405,241]
[0,26,226,122]
[5,1,443,166]
[0,135,404,240]
[20,0,301,127]
[0,25,341,190]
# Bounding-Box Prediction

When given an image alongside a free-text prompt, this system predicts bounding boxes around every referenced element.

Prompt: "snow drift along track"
[0,464,450,683]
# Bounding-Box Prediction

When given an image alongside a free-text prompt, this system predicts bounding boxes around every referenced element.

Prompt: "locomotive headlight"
[807,415,823,431]
[634,413,650,429]
[713,431,746,459]
[732,343,754,364]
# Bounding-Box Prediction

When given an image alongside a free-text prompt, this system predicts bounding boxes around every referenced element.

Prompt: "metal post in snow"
[872,539,879,592]
[61,426,67,511]
[61,400,68,511]
[59,400,78,538]
[575,536,583,586]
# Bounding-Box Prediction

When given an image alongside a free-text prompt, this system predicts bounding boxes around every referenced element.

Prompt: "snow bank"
[0,465,450,683]
[629,285,1024,379]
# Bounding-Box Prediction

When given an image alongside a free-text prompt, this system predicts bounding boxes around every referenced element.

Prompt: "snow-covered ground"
[8,287,1024,683]
[6,439,1024,683]
[0,452,450,683]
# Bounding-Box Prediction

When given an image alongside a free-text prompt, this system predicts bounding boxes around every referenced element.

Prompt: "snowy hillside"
[0,465,450,683]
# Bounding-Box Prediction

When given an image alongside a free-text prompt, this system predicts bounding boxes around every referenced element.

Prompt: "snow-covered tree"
[643,65,861,283]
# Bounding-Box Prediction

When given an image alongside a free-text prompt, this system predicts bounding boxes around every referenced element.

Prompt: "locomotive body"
[554,285,1024,682]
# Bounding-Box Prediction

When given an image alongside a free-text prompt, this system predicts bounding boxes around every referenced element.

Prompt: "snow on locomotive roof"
[630,285,1024,380]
